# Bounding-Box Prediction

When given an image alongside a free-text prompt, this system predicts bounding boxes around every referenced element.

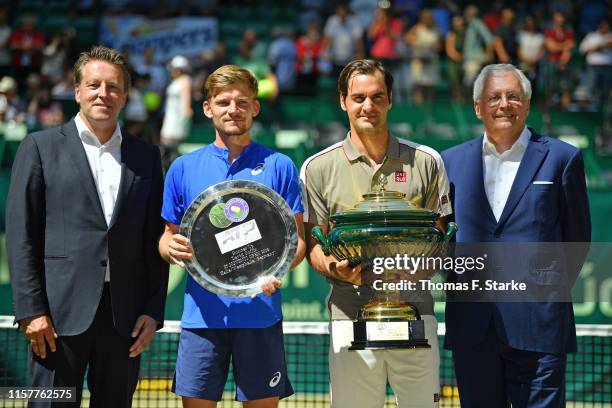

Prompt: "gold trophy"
[312,175,457,349]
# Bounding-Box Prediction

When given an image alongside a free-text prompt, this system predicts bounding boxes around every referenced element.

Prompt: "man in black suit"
[6,46,168,407]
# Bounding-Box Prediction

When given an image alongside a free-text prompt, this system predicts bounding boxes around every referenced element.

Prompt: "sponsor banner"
[99,16,218,62]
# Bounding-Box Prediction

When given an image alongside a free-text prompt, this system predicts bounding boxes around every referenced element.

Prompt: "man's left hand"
[253,276,282,298]
[129,315,157,358]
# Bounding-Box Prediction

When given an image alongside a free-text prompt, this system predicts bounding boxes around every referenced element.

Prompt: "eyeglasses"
[484,93,524,107]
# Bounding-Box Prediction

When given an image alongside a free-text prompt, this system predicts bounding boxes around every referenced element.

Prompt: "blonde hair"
[204,65,258,100]
[74,45,131,92]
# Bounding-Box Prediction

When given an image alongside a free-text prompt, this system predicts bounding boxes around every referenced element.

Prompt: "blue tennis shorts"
[172,321,294,401]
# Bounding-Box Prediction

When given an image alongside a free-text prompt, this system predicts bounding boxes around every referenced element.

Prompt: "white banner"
[99,16,218,63]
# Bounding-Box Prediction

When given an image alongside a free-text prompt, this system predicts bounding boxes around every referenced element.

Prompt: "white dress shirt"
[74,114,122,281]
[579,30,612,66]
[482,127,530,221]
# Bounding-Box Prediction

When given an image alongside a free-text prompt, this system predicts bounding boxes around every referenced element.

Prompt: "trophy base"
[349,320,431,350]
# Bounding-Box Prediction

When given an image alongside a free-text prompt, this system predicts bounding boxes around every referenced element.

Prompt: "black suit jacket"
[6,120,169,337]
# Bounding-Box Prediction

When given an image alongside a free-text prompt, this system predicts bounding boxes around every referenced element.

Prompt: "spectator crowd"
[0,0,610,142]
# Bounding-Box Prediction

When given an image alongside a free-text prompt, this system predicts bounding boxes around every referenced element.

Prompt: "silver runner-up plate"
[180,180,298,297]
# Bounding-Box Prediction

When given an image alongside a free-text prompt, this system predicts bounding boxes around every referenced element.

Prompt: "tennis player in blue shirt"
[158,65,306,407]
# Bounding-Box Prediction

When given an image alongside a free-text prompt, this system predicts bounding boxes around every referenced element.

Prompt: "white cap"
[169,55,190,71]
[0,76,17,93]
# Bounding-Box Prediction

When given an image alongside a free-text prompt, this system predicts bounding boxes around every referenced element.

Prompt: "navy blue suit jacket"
[441,129,591,354]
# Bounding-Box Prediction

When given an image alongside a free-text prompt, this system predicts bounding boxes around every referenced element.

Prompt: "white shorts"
[329,315,440,408]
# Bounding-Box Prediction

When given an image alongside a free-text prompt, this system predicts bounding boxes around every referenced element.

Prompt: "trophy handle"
[444,222,458,242]
[311,226,331,256]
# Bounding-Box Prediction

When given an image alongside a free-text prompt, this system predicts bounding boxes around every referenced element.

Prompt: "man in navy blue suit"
[441,64,591,407]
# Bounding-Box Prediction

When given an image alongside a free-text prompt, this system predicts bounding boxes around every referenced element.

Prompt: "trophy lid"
[330,174,439,223]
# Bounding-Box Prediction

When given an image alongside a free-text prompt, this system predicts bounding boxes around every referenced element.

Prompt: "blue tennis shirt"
[162,142,303,329]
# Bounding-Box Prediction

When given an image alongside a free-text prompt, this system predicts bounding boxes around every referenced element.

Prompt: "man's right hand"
[165,233,192,268]
[20,315,57,359]
[326,258,363,285]
[159,223,193,268]
[305,223,365,286]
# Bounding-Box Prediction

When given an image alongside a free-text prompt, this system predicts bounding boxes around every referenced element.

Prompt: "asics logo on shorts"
[269,371,282,387]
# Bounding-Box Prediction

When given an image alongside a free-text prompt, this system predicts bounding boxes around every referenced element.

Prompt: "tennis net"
[1,317,610,407]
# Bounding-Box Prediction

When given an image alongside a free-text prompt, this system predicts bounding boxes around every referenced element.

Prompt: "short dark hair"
[337,59,394,100]
[73,45,131,92]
